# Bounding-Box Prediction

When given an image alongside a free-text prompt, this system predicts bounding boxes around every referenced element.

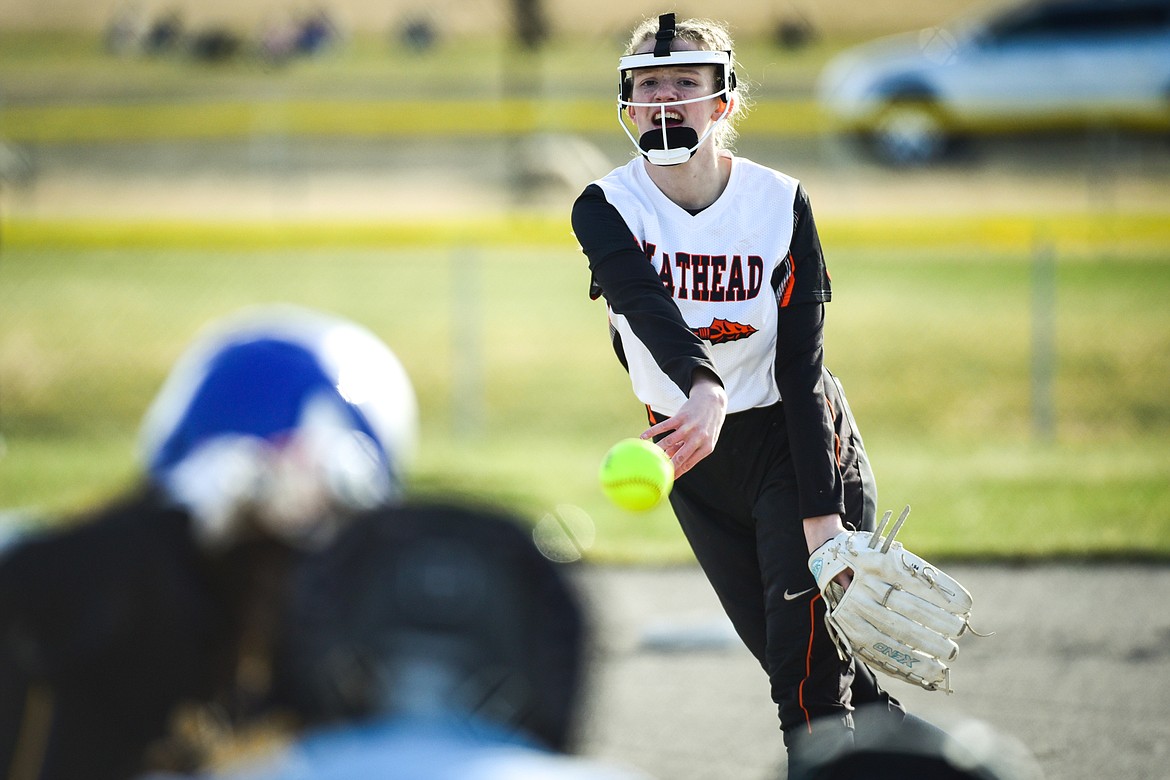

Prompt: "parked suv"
[817,0,1170,164]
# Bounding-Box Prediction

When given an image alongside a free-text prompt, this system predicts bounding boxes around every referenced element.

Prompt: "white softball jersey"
[583,154,830,417]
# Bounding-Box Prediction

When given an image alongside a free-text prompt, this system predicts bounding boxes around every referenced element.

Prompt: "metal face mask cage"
[616,15,737,166]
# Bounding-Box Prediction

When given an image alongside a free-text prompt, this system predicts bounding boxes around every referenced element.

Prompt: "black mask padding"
[639,126,699,154]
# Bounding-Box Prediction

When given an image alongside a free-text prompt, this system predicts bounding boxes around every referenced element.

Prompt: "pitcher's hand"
[642,372,726,478]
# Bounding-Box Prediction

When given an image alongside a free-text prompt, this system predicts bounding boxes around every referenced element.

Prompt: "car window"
[985,0,1170,43]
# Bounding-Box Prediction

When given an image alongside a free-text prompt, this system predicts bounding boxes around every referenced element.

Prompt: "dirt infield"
[571,562,1170,780]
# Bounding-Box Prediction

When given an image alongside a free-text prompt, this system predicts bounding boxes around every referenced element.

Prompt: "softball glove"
[807,506,986,693]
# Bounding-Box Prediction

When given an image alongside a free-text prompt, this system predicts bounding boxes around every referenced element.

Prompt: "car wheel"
[870,101,947,166]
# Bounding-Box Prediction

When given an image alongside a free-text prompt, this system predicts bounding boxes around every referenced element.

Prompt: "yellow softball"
[598,438,675,512]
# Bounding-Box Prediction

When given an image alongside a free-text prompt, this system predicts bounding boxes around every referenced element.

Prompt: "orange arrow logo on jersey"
[691,318,758,345]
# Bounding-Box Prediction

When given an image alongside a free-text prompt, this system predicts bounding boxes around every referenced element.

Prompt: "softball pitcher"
[570,13,948,774]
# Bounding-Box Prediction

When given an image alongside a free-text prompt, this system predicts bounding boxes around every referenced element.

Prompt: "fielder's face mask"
[617,13,737,166]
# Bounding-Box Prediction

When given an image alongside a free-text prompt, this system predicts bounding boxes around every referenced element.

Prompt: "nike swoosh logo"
[783,587,816,601]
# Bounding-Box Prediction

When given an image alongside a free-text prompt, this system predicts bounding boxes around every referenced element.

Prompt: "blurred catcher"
[0,304,417,780]
[202,502,652,779]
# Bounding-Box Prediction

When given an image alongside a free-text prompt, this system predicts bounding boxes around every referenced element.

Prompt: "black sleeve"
[0,495,220,780]
[776,183,832,307]
[775,186,846,521]
[0,498,191,678]
[571,184,720,397]
[0,651,30,780]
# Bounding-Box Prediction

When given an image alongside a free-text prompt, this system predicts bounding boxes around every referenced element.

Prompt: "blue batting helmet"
[139,305,417,546]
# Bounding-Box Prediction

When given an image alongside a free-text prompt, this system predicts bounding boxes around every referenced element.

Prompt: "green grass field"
[2,29,1169,563]
[3,220,1168,562]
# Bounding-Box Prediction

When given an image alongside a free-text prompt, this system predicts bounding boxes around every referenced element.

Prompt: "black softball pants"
[664,369,910,755]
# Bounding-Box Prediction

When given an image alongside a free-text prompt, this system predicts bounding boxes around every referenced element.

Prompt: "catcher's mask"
[617,13,737,166]
[139,304,418,548]
[280,503,587,752]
